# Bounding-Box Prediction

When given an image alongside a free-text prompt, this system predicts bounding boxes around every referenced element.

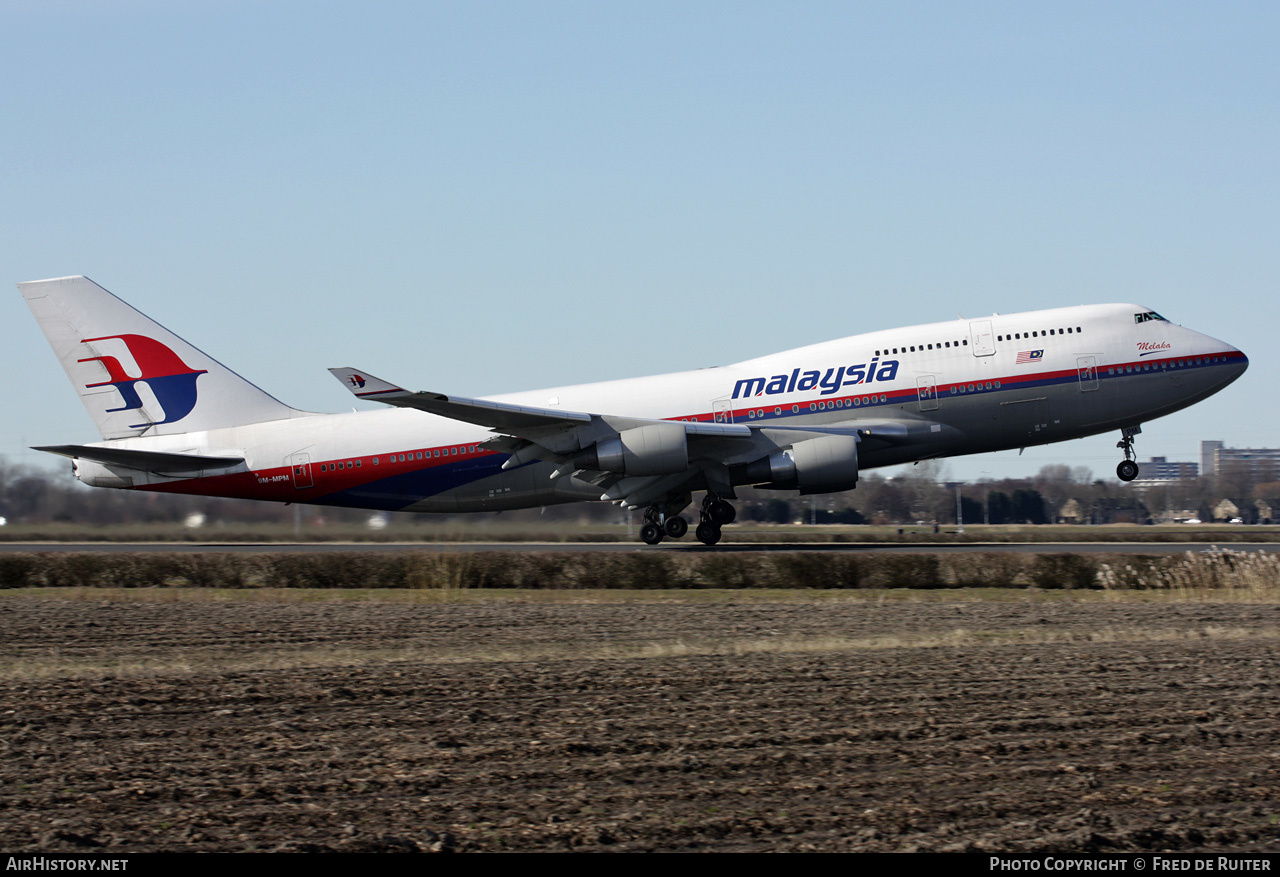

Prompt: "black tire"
[640,522,664,545]
[664,515,689,539]
[709,500,736,526]
[695,522,721,545]
[1117,460,1139,482]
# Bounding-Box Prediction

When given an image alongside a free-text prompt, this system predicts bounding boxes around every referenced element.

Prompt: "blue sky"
[4,1,1276,484]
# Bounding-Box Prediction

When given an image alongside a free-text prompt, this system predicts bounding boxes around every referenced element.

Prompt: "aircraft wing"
[330,367,592,430]
[329,367,954,506]
[329,366,768,502]
[763,418,947,447]
[328,367,753,444]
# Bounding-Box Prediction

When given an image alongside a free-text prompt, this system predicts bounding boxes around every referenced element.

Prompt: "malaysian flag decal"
[1016,349,1044,364]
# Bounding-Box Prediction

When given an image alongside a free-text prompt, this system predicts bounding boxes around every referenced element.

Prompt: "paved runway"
[0,541,1275,555]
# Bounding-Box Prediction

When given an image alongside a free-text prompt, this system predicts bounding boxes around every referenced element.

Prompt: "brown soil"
[2,593,1279,852]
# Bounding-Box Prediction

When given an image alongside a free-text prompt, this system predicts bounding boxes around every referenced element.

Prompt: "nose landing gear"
[1116,426,1142,482]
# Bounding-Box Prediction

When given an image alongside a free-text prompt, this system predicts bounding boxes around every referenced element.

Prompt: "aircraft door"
[712,399,735,424]
[916,375,939,411]
[969,321,995,357]
[1077,356,1099,392]
[290,453,314,489]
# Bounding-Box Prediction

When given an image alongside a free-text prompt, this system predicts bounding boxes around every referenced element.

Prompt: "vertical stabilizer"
[19,275,307,440]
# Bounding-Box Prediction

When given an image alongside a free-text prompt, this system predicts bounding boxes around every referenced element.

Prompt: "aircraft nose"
[1229,347,1248,377]
[1186,325,1248,389]
[1216,340,1248,385]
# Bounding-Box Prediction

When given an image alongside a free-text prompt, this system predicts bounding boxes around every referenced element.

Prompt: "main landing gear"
[636,494,736,546]
[694,494,736,546]
[1116,426,1142,482]
[638,505,692,545]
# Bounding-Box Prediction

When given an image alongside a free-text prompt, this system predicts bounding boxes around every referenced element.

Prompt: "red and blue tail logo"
[78,335,208,428]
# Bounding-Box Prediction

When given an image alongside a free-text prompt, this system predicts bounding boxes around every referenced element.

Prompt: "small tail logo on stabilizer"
[78,334,209,428]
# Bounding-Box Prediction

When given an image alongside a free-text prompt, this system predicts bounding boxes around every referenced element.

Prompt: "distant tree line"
[0,459,358,528]
[736,460,1280,526]
[2,456,1276,528]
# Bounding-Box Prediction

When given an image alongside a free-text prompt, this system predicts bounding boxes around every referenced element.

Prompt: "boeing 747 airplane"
[20,276,1247,544]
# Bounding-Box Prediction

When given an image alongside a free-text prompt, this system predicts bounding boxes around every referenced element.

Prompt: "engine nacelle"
[573,422,689,476]
[743,433,860,494]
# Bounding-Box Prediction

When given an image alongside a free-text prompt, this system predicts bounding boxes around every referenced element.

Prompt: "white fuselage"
[67,302,1246,513]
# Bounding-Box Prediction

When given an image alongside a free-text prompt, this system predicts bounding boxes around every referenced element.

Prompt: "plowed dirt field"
[2,592,1279,852]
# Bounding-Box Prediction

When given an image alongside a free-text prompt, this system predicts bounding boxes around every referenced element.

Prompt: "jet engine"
[742,434,860,494]
[573,422,689,476]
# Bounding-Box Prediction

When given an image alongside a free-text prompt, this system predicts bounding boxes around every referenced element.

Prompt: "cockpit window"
[1134,311,1168,324]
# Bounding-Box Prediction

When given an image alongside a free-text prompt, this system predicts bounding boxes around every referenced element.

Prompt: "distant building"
[1201,441,1280,481]
[1255,499,1280,525]
[1213,498,1241,523]
[1132,456,1198,487]
[1202,441,1224,476]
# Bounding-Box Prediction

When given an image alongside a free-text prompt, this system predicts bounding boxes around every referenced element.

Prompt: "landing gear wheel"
[1115,426,1142,483]
[708,499,736,526]
[695,522,722,546]
[640,522,664,545]
[664,515,689,539]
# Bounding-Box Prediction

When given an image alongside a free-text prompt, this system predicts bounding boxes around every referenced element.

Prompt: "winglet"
[328,367,409,401]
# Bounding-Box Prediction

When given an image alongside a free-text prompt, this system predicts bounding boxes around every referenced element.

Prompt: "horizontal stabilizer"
[34,445,244,473]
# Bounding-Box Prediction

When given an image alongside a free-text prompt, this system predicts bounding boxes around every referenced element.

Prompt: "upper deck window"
[1134,311,1167,324]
